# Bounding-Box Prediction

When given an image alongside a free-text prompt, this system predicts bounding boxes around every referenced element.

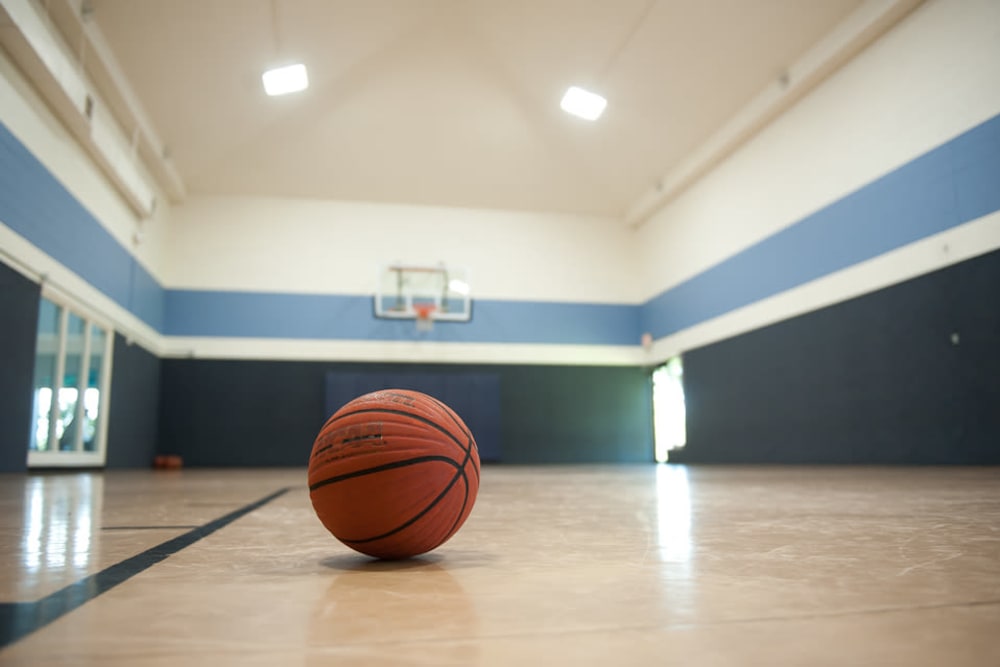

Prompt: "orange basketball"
[307,389,480,559]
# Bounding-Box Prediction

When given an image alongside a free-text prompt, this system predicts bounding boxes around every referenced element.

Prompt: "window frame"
[27,288,114,469]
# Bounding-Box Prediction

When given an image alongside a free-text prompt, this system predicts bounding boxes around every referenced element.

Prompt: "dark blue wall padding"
[159,360,653,466]
[0,261,40,472]
[674,247,1000,464]
[105,334,161,468]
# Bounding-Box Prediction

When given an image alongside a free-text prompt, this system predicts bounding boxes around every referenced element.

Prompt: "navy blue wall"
[676,248,1000,464]
[0,261,39,472]
[159,361,653,466]
[105,335,161,468]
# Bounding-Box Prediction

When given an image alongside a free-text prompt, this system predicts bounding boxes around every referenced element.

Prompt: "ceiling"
[81,0,866,219]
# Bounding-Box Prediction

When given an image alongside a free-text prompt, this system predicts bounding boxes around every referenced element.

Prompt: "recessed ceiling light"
[262,63,309,96]
[560,86,607,121]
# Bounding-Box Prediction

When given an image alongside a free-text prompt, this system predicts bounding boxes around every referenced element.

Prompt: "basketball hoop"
[414,303,437,332]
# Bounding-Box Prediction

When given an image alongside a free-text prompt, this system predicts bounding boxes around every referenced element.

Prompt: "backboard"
[374,264,472,322]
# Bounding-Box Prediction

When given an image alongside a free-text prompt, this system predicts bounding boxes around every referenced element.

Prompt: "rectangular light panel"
[262,63,309,96]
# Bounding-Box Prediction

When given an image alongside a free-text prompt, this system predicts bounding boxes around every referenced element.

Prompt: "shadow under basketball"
[319,552,446,572]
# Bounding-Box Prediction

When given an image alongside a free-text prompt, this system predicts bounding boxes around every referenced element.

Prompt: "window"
[28,294,113,467]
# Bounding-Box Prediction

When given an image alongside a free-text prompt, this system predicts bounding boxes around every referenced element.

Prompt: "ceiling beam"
[624,0,925,229]
[45,0,186,204]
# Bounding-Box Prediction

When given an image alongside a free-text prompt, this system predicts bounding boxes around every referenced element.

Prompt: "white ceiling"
[84,0,867,219]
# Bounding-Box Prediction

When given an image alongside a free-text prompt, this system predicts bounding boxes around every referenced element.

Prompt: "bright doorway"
[652,357,686,462]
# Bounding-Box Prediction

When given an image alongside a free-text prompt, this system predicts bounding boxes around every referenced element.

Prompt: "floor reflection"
[21,475,102,589]
[655,464,692,563]
[309,558,479,665]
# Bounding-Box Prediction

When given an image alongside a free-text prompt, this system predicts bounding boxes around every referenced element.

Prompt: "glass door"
[28,294,113,468]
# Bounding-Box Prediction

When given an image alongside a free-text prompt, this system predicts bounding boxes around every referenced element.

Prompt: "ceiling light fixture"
[262,63,308,96]
[558,1,656,122]
[262,0,307,96]
[560,86,607,121]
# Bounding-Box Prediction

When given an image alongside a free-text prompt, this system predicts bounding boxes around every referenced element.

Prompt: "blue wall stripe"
[3,111,998,347]
[640,112,1000,339]
[0,122,163,331]
[127,260,164,332]
[165,290,640,345]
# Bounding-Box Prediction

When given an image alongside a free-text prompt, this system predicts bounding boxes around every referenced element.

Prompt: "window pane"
[83,324,107,452]
[58,313,86,451]
[30,299,61,452]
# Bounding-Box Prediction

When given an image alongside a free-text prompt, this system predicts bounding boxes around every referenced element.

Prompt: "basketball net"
[414,303,436,332]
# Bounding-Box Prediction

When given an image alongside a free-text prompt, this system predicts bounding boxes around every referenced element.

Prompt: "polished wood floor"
[0,465,998,665]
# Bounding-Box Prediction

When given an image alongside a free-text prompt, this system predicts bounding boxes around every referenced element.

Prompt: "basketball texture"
[308,389,480,559]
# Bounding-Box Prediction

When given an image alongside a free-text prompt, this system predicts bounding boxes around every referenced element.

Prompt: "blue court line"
[0,487,289,649]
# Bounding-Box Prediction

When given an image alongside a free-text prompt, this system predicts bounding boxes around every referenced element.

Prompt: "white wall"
[638,0,1000,359]
[0,47,169,281]
[0,45,169,349]
[167,195,639,303]
[162,196,643,364]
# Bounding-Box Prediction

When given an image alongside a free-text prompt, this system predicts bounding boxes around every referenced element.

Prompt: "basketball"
[307,389,481,559]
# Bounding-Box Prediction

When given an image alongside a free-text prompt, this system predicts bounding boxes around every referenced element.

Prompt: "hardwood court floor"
[1,465,998,665]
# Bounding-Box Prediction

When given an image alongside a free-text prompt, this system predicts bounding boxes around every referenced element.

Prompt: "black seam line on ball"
[339,458,464,545]
[424,395,481,484]
[440,444,474,543]
[424,394,469,438]
[318,407,470,457]
[309,456,458,492]
[424,394,474,447]
[465,436,480,484]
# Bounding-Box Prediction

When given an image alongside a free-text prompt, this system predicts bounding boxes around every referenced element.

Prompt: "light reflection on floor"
[654,463,691,563]
[3,467,999,664]
[21,474,100,584]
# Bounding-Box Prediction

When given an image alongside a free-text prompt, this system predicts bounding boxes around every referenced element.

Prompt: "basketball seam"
[336,458,464,545]
[424,394,481,484]
[438,445,474,544]
[311,392,480,556]
[342,439,475,551]
[308,455,457,492]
